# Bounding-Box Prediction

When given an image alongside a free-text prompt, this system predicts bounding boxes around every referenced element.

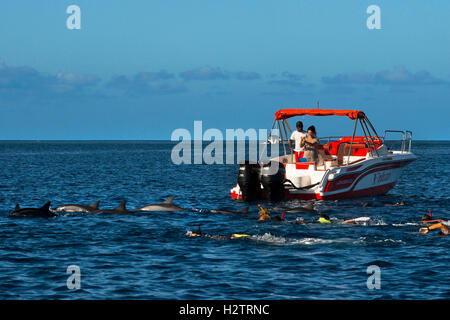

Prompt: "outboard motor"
[260,161,286,202]
[237,161,261,201]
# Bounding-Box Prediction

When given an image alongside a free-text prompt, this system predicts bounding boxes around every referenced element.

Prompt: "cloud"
[56,73,100,86]
[322,67,445,86]
[133,70,175,82]
[107,71,186,95]
[0,61,100,97]
[234,71,261,80]
[268,71,306,87]
[179,66,229,81]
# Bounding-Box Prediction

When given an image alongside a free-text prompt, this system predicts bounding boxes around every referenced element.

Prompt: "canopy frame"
[266,108,382,164]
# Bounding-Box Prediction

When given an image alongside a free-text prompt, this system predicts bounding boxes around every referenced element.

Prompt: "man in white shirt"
[289,121,307,162]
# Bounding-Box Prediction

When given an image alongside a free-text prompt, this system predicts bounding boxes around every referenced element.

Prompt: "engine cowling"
[237,162,261,201]
[260,161,286,202]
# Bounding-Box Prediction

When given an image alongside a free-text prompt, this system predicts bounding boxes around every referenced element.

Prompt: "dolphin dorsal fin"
[240,207,249,214]
[115,200,127,211]
[15,204,20,211]
[89,201,100,209]
[163,196,175,204]
[41,202,51,211]
[304,202,315,210]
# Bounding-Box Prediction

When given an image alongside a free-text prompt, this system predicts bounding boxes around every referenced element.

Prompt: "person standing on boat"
[289,121,307,162]
[300,125,324,166]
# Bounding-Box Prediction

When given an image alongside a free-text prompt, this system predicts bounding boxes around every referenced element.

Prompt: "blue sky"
[0,0,449,139]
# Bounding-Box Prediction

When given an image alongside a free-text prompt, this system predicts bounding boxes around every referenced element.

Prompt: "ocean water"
[0,140,448,300]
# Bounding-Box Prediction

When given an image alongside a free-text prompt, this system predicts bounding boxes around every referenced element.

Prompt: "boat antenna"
[317,101,320,109]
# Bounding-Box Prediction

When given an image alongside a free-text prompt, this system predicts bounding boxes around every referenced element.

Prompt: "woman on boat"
[300,125,324,166]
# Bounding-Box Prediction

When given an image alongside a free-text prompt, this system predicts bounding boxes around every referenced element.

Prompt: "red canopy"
[275,109,365,120]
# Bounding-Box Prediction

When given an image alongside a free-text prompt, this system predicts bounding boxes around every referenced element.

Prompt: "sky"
[0,0,449,140]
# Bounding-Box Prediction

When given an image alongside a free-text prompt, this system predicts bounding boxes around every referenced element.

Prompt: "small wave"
[248,234,405,246]
[370,217,388,226]
[248,233,350,246]
[355,237,404,245]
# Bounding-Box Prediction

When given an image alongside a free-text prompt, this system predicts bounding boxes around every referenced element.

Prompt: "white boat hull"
[231,152,416,200]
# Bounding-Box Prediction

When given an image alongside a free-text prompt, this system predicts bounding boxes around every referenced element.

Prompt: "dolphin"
[9,202,56,218]
[55,200,100,213]
[135,196,187,212]
[271,202,317,213]
[209,207,249,215]
[90,200,133,215]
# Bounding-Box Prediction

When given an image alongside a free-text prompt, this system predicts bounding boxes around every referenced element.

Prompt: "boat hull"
[230,155,416,201]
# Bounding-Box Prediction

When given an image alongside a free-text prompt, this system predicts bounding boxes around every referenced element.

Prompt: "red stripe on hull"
[232,159,415,201]
[324,160,411,192]
[287,181,397,200]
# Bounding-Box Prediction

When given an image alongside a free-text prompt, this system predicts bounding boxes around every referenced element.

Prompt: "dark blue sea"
[0,141,448,299]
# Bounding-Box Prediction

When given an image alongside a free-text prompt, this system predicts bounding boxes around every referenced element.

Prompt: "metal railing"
[319,136,345,144]
[383,130,412,153]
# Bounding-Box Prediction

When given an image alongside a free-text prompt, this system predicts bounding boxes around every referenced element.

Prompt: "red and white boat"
[231,108,417,201]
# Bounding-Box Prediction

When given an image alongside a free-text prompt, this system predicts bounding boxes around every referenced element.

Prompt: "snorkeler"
[257,204,285,222]
[419,221,450,235]
[343,216,372,225]
[420,210,445,224]
[295,213,336,224]
[186,226,250,240]
[318,213,333,224]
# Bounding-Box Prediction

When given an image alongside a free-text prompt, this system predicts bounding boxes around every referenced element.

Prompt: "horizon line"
[0,139,449,142]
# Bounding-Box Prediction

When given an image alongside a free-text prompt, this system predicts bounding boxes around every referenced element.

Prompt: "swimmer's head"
[421,214,432,221]
[186,230,201,237]
[258,204,270,216]
[318,213,331,224]
[258,208,270,220]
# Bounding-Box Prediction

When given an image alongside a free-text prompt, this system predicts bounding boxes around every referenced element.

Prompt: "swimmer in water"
[295,217,306,225]
[318,213,332,224]
[257,204,284,222]
[420,210,445,224]
[343,216,372,225]
[186,226,250,240]
[419,221,450,235]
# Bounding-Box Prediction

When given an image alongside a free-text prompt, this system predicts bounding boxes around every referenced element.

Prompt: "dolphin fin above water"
[135,196,187,212]
[89,201,100,210]
[55,200,102,213]
[90,200,133,215]
[163,197,175,204]
[114,200,127,211]
[9,201,55,218]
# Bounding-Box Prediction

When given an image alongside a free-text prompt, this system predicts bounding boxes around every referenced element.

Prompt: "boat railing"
[319,136,345,144]
[383,130,412,153]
